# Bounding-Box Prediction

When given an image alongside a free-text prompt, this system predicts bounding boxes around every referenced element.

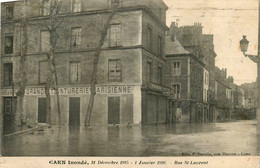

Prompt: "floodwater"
[2,120,259,156]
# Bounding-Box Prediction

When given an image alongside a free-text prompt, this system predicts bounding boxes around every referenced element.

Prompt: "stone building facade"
[165,22,216,123]
[1,0,170,133]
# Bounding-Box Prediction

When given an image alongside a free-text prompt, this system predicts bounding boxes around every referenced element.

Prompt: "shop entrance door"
[38,98,46,123]
[69,97,80,126]
[108,97,120,124]
[3,97,16,134]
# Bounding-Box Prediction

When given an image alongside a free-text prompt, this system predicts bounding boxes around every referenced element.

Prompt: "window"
[171,62,181,76]
[71,27,82,47]
[157,66,162,85]
[39,61,48,84]
[108,0,121,7]
[226,89,231,100]
[3,63,13,86]
[158,8,162,20]
[204,73,209,85]
[204,89,207,102]
[172,84,181,99]
[70,62,81,83]
[157,35,163,56]
[109,59,122,82]
[147,26,152,49]
[109,24,121,47]
[42,0,50,16]
[6,6,14,19]
[147,61,152,82]
[72,0,81,12]
[41,30,50,52]
[5,35,14,54]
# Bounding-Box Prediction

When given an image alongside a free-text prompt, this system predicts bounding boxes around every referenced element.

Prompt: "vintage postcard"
[0,0,259,167]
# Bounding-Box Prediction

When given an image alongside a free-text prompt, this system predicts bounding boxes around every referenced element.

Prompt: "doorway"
[69,97,80,127]
[38,98,46,123]
[108,97,120,124]
[3,97,16,134]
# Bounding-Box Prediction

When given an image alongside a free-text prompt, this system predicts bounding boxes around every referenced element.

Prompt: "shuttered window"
[109,59,122,82]
[157,66,162,85]
[5,35,13,54]
[147,61,152,83]
[42,0,50,16]
[41,30,50,52]
[72,0,81,12]
[6,6,14,19]
[39,61,48,84]
[71,27,82,47]
[70,62,81,83]
[4,63,13,86]
[109,24,121,47]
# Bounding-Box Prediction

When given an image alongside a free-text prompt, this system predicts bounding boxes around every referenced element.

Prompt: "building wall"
[1,0,168,129]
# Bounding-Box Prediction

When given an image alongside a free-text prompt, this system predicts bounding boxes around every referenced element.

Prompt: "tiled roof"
[165,36,190,55]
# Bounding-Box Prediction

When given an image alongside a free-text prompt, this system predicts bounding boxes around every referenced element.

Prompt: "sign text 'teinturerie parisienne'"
[0,86,134,96]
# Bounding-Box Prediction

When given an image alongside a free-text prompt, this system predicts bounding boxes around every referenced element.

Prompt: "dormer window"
[72,0,81,12]
[6,6,14,19]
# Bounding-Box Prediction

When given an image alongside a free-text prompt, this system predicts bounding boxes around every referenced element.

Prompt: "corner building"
[1,0,169,131]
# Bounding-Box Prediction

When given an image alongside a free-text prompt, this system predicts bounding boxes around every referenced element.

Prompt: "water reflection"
[2,120,258,156]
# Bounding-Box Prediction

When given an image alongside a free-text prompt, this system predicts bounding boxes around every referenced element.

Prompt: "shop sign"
[0,85,133,96]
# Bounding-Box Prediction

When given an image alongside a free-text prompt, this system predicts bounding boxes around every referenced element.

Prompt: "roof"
[165,36,190,55]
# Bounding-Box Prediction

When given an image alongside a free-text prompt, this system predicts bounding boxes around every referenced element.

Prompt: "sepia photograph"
[0,0,259,164]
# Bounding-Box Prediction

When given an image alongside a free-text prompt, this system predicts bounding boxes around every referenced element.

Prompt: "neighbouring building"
[165,22,216,123]
[241,82,256,109]
[214,67,233,120]
[240,82,256,119]
[1,0,170,134]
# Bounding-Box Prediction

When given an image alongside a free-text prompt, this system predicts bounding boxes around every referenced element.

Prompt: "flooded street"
[3,120,259,156]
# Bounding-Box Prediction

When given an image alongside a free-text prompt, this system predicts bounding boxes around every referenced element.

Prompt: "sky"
[1,0,259,85]
[163,0,259,85]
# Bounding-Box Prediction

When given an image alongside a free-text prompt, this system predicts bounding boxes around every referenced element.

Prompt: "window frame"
[147,26,153,50]
[6,6,14,19]
[157,65,163,85]
[40,30,50,52]
[71,27,82,48]
[41,0,50,16]
[4,34,14,55]
[147,61,152,83]
[171,61,181,76]
[109,23,122,47]
[172,83,181,99]
[71,0,81,13]
[108,59,122,83]
[3,63,13,87]
[39,61,48,85]
[108,0,122,8]
[69,61,82,84]
[157,35,163,56]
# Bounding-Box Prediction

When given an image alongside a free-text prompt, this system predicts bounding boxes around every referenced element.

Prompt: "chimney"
[170,22,177,42]
[170,22,176,29]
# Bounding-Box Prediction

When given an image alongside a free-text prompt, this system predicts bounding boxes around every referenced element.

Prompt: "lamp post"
[239,1,260,135]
